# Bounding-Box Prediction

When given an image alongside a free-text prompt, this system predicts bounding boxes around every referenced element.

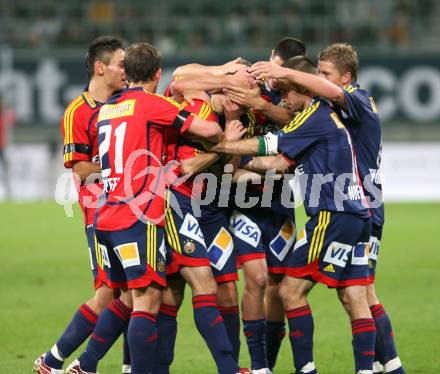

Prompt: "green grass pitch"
[0,202,439,373]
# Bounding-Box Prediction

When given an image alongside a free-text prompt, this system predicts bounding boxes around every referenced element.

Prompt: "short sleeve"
[277,102,327,161]
[61,101,92,168]
[147,94,195,133]
[342,86,372,122]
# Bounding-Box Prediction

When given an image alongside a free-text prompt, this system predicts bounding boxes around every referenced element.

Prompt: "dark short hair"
[318,43,359,82]
[85,36,124,79]
[124,43,162,83]
[283,56,317,75]
[273,37,307,61]
[283,56,317,95]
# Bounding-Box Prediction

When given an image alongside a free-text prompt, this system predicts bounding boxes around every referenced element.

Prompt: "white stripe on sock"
[384,357,402,372]
[50,344,64,361]
[373,361,384,373]
[300,362,316,373]
[121,364,131,373]
[357,370,373,374]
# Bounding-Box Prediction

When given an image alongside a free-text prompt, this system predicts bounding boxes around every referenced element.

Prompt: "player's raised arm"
[173,57,246,78]
[250,58,345,109]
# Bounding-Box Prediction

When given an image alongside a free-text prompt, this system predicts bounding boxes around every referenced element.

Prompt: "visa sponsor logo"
[369,236,380,260]
[179,213,206,247]
[208,227,234,271]
[270,218,296,261]
[229,211,261,248]
[323,242,353,268]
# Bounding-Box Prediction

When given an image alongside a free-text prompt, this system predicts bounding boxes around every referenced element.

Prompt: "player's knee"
[193,276,218,296]
[245,271,268,292]
[217,282,238,306]
[366,284,380,306]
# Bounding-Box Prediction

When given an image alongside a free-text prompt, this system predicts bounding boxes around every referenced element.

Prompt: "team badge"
[184,240,196,254]
[158,259,166,272]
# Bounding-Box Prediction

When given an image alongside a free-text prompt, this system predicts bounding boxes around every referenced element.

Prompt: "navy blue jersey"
[335,84,384,227]
[260,81,282,105]
[277,99,369,219]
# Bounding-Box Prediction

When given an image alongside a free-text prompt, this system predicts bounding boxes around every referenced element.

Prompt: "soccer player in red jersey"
[34,35,127,374]
[66,42,225,374]
[152,97,246,374]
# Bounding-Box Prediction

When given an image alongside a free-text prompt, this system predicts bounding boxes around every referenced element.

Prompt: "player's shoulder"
[142,91,184,110]
[343,83,370,99]
[281,99,338,134]
[63,95,86,118]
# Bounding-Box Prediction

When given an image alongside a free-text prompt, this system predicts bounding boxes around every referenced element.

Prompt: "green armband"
[258,136,266,156]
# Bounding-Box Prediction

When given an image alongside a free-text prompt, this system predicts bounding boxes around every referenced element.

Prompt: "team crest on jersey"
[114,242,141,268]
[179,213,206,247]
[351,242,369,266]
[270,218,296,261]
[208,228,234,271]
[293,228,307,251]
[229,211,261,248]
[323,242,352,268]
[369,236,380,260]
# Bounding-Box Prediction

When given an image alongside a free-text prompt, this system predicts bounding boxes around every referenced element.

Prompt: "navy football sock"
[193,294,239,374]
[286,305,316,374]
[79,299,131,372]
[243,319,268,370]
[218,305,241,363]
[122,327,131,368]
[128,311,159,374]
[44,304,98,369]
[266,320,286,371]
[152,303,179,374]
[371,304,405,373]
[351,318,377,372]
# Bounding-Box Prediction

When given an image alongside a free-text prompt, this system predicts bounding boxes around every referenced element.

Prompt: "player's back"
[278,99,369,219]
[95,87,192,231]
[336,84,384,226]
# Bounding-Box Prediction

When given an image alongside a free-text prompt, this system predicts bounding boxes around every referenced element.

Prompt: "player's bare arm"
[71,160,101,182]
[173,58,245,78]
[250,61,347,110]
[244,154,292,174]
[187,116,224,143]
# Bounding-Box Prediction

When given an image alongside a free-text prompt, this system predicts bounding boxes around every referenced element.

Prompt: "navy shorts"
[285,211,371,288]
[95,220,167,290]
[164,190,211,275]
[229,197,296,274]
[367,223,383,283]
[85,224,106,290]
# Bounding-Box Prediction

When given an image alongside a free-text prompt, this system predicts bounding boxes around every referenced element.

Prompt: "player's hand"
[224,119,247,141]
[182,89,210,106]
[250,61,289,81]
[223,95,241,121]
[223,83,265,110]
[219,57,247,75]
[230,66,256,89]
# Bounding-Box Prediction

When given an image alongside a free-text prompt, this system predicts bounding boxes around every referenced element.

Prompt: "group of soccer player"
[33,35,406,374]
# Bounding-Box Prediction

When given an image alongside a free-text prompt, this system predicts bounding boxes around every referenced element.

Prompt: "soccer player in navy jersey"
[33,35,130,374]
[212,56,377,374]
[250,43,405,374]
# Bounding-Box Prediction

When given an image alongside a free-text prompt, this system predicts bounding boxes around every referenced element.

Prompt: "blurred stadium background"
[0,0,439,201]
[0,1,439,373]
